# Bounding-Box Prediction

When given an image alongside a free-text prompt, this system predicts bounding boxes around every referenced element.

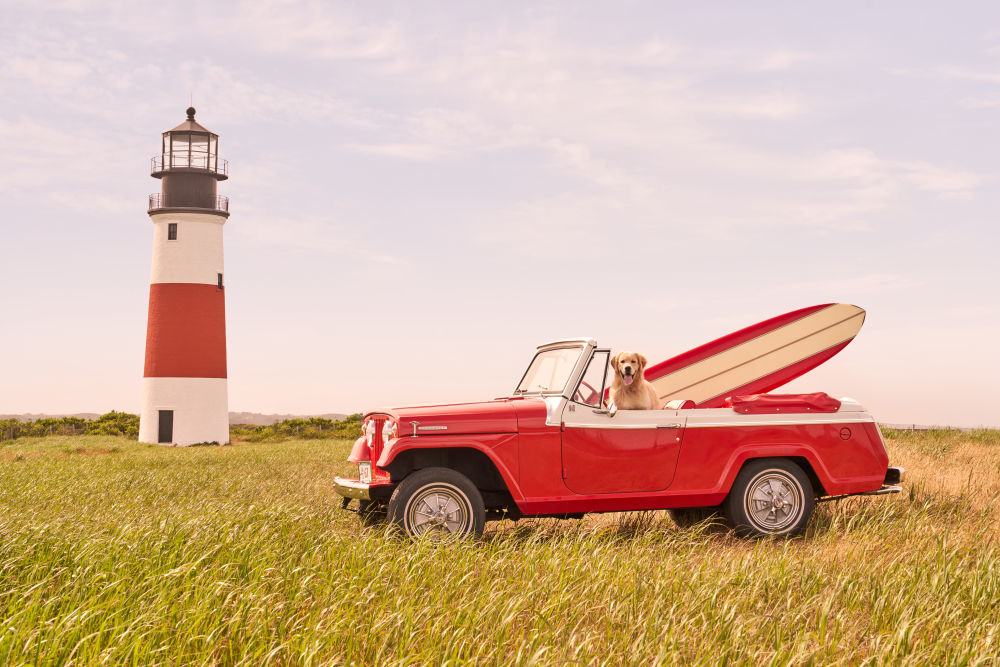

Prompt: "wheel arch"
[785,455,827,497]
[381,444,523,510]
[721,447,831,498]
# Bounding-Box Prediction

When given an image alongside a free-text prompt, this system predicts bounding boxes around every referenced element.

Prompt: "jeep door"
[560,350,685,494]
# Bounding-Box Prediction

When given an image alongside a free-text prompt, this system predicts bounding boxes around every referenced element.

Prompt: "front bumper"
[334,477,371,501]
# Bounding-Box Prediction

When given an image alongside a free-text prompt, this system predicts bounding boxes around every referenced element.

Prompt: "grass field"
[1,429,998,665]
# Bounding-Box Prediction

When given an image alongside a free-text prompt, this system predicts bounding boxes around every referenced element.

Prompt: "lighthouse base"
[139,377,229,446]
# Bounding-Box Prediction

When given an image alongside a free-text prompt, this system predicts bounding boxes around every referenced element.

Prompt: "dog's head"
[612,351,648,387]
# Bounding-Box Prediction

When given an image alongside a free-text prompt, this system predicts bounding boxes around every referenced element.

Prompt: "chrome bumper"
[885,466,906,485]
[816,484,902,503]
[861,485,902,497]
[334,477,370,501]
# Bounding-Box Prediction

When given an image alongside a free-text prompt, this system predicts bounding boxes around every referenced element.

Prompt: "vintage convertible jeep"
[335,338,903,538]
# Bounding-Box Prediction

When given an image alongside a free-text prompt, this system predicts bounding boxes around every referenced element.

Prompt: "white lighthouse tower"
[138,107,231,446]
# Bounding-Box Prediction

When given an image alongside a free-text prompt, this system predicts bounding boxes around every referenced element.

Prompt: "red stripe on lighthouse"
[144,283,227,378]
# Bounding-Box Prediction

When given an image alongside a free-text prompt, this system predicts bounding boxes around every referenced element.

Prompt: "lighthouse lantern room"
[139,107,231,446]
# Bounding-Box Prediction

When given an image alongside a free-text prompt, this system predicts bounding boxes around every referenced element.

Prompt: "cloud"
[752,49,813,72]
[344,142,444,161]
[960,94,1000,109]
[1,53,91,90]
[172,62,383,128]
[927,65,1000,85]
[776,273,921,295]
[233,211,404,265]
[220,1,405,62]
[545,139,653,198]
[343,106,515,159]
[808,149,980,200]
[2,2,983,259]
[50,192,135,216]
[0,118,130,192]
[693,93,807,119]
[473,193,619,260]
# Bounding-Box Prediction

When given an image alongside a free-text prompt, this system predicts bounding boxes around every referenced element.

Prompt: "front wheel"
[724,459,814,537]
[387,467,486,539]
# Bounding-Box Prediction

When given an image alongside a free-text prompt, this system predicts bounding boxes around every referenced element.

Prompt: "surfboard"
[644,303,866,408]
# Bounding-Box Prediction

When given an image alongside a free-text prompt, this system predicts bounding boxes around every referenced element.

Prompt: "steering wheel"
[574,380,599,405]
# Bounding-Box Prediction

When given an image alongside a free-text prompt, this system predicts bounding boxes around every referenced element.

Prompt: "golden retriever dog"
[610,351,661,410]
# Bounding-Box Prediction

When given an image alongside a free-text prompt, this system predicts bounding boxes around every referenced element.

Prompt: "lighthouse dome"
[148,107,229,216]
[152,107,228,179]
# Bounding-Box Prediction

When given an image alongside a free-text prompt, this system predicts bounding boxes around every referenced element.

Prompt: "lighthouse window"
[168,223,177,240]
[217,273,223,290]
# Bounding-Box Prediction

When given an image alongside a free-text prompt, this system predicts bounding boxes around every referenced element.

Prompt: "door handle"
[657,423,682,429]
[592,403,618,417]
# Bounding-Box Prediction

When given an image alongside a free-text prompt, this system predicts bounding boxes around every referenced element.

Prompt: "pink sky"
[1,2,998,427]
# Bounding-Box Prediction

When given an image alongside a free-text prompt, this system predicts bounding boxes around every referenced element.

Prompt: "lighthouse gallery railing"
[151,154,229,176]
[148,194,230,213]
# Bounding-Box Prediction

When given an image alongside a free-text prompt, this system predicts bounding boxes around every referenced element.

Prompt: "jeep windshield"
[514,346,583,395]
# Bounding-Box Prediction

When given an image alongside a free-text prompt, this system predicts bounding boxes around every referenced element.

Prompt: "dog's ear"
[637,353,648,372]
[610,353,620,371]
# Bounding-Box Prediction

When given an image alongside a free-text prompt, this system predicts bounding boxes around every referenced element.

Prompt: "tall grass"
[0,431,997,665]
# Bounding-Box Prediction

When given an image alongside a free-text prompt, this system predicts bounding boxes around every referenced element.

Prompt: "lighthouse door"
[158,410,174,443]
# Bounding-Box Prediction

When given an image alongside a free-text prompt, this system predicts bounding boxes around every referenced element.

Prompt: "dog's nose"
[624,367,633,376]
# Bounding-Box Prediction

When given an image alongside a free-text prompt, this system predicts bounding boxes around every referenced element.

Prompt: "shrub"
[230,414,362,442]
[0,412,138,442]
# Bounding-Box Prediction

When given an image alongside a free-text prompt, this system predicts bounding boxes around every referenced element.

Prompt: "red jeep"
[335,338,902,538]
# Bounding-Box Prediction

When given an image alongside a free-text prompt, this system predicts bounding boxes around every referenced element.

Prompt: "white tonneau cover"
[548,394,874,430]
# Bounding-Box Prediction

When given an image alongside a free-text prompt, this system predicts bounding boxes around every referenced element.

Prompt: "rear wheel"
[724,459,814,537]
[388,467,485,539]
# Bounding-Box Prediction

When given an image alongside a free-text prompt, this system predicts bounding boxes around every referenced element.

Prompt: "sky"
[1,1,998,427]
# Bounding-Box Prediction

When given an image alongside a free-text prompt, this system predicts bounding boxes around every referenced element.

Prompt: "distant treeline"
[1,411,139,441]
[230,414,362,442]
[0,412,363,443]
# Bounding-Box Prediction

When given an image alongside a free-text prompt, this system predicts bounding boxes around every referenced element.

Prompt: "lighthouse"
[138,107,230,446]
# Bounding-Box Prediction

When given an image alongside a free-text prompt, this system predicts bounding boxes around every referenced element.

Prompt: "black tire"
[724,459,814,537]
[387,467,485,539]
[667,506,724,530]
[357,499,386,527]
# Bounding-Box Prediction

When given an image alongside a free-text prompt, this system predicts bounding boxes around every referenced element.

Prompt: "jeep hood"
[368,400,519,436]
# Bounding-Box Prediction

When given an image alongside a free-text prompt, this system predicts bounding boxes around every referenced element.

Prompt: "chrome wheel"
[389,468,486,539]
[744,469,805,533]
[406,483,471,538]
[725,459,814,538]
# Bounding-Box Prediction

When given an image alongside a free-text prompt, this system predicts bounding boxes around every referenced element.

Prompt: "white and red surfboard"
[645,303,866,408]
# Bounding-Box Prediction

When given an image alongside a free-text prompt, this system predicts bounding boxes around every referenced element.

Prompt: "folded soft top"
[727,392,842,414]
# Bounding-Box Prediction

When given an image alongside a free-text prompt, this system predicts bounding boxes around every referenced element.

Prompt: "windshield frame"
[513,342,591,397]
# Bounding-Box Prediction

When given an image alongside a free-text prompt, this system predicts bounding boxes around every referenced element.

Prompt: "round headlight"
[382,420,398,444]
[364,420,374,446]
